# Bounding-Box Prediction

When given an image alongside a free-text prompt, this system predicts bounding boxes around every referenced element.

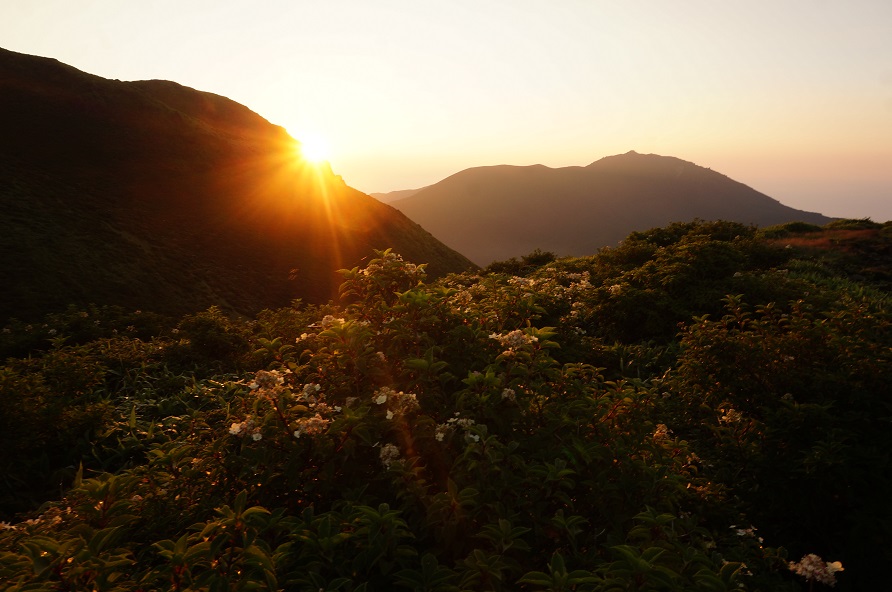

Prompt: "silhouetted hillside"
[391,151,833,265]
[0,47,475,322]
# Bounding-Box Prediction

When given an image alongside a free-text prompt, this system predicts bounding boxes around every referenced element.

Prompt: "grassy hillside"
[1,220,889,590]
[0,47,476,323]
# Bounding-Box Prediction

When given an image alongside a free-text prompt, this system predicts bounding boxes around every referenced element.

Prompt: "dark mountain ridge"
[391,151,833,265]
[0,48,475,322]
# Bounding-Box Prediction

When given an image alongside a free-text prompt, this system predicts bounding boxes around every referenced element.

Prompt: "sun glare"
[297,132,331,164]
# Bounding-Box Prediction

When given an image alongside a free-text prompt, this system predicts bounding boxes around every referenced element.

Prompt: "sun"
[296,132,331,164]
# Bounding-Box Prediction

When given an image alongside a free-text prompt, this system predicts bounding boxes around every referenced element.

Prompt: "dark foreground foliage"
[1,220,889,590]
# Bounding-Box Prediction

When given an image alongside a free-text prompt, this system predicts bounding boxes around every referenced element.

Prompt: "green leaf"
[517,571,553,586]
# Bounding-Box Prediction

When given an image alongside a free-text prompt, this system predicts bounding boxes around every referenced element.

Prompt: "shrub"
[7,221,886,588]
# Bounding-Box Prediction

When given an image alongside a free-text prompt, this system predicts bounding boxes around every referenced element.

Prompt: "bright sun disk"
[297,132,331,164]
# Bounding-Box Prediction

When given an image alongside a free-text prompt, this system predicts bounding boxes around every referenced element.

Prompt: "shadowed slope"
[0,48,475,321]
[392,151,832,265]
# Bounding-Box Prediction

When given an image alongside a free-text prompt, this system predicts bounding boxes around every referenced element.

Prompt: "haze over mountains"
[370,188,426,203]
[0,47,475,322]
[388,153,833,265]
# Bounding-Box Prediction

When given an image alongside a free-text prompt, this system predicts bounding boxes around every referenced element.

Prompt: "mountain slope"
[0,48,475,322]
[391,151,832,265]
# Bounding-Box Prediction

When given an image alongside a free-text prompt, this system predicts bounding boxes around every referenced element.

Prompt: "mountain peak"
[390,154,831,265]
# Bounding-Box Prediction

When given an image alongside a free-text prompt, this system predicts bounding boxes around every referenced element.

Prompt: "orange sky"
[2,0,891,220]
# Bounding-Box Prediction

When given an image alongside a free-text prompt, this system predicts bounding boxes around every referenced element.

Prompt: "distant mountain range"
[388,152,833,265]
[370,188,426,203]
[0,48,475,322]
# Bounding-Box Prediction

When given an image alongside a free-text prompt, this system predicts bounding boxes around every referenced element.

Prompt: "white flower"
[251,432,262,441]
[380,443,401,468]
[373,387,419,417]
[489,330,537,350]
[733,525,757,538]
[319,315,345,329]
[302,383,322,400]
[789,554,844,586]
[386,410,394,420]
[229,422,243,435]
[501,388,516,402]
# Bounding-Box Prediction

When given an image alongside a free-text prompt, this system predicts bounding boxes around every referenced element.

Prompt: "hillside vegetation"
[0,47,475,323]
[1,219,889,590]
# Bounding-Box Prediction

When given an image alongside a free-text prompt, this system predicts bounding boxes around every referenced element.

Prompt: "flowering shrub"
[2,222,888,589]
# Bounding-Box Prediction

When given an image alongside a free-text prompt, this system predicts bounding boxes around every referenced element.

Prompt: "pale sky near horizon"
[2,0,891,220]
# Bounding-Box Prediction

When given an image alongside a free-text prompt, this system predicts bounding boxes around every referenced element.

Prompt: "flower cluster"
[246,369,290,403]
[358,251,425,281]
[447,288,474,314]
[501,388,516,402]
[731,524,763,543]
[0,514,63,532]
[249,369,287,391]
[379,443,401,468]
[318,315,346,329]
[489,329,538,353]
[290,383,339,437]
[788,554,844,587]
[299,382,322,403]
[293,414,331,439]
[567,271,592,289]
[229,417,262,441]
[435,414,480,443]
[508,276,538,298]
[373,386,419,420]
[508,276,537,288]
